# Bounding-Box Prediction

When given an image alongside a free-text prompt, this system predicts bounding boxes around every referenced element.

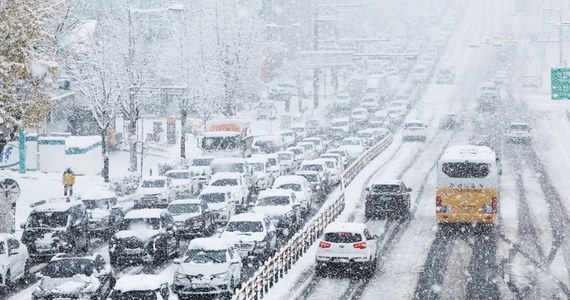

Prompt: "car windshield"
[342,139,360,146]
[83,199,111,210]
[257,196,290,206]
[211,179,238,186]
[301,164,323,172]
[267,158,277,166]
[225,221,264,233]
[166,172,190,179]
[352,110,366,116]
[324,232,362,243]
[300,174,318,182]
[289,148,303,155]
[276,183,301,192]
[211,163,245,174]
[250,163,265,172]
[325,161,335,168]
[42,259,95,278]
[202,136,239,151]
[278,153,292,161]
[184,249,227,263]
[168,203,201,214]
[141,180,166,188]
[358,132,373,138]
[200,193,226,203]
[115,291,158,300]
[121,218,160,230]
[333,121,348,127]
[0,242,5,255]
[511,124,530,131]
[370,184,400,193]
[191,158,213,167]
[404,123,424,129]
[27,211,68,228]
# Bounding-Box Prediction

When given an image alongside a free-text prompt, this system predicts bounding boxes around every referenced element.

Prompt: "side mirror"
[204,208,210,214]
[407,188,412,192]
[372,235,379,240]
[36,272,44,280]
[173,258,181,265]
[20,222,26,229]
[9,250,19,256]
[365,187,369,191]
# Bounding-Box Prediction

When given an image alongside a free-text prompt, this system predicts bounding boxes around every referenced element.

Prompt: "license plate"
[333,258,349,262]
[192,283,210,288]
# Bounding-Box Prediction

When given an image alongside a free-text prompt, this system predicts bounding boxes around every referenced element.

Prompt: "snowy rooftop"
[188,237,231,251]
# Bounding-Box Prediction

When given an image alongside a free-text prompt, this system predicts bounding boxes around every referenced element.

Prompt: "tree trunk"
[128,118,137,172]
[180,108,187,159]
[101,128,109,182]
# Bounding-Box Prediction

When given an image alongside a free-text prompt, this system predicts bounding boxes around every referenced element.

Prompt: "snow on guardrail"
[231,134,393,300]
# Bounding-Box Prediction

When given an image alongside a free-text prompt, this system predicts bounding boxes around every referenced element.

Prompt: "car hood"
[220,231,266,243]
[114,229,159,241]
[177,262,231,276]
[39,275,98,295]
[172,213,201,223]
[251,205,292,218]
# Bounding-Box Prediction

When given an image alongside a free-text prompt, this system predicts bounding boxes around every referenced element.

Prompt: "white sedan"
[338,137,366,160]
[0,233,29,287]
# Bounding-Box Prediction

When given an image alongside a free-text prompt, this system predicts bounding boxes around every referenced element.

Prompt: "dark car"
[21,198,89,261]
[32,253,115,300]
[167,199,215,238]
[364,180,411,219]
[81,194,124,239]
[109,209,178,268]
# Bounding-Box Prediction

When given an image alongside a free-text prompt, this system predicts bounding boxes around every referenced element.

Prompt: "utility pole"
[313,2,320,109]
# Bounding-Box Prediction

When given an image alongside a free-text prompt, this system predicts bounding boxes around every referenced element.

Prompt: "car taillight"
[353,242,367,249]
[319,241,331,248]
[436,196,442,207]
[491,196,497,212]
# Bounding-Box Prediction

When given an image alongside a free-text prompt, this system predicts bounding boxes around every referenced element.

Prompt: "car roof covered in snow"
[31,198,83,212]
[510,122,530,126]
[79,191,117,200]
[210,172,244,181]
[276,150,294,156]
[141,176,168,182]
[440,145,496,163]
[332,117,350,123]
[168,199,202,206]
[0,233,17,241]
[228,212,266,222]
[273,175,307,186]
[124,209,165,219]
[287,146,305,151]
[258,189,293,199]
[200,186,231,195]
[166,169,191,174]
[188,237,231,251]
[404,120,424,125]
[324,222,367,234]
[247,156,268,164]
[114,274,167,292]
[211,157,247,164]
[369,179,402,186]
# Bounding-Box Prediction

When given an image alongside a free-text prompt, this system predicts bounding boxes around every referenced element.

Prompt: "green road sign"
[552,68,570,100]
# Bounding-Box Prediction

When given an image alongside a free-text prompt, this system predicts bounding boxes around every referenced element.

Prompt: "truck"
[199,118,253,158]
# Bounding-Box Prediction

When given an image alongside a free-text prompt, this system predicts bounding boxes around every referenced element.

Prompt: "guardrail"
[231,134,394,300]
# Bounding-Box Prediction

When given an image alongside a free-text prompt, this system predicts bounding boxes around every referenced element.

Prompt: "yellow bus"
[436,145,499,224]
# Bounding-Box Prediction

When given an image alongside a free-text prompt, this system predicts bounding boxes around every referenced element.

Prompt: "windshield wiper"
[203,254,222,263]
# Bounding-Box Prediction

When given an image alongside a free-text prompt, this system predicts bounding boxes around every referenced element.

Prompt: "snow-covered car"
[469,134,496,150]
[295,170,327,201]
[220,213,277,261]
[507,122,532,144]
[493,70,509,85]
[199,186,236,224]
[326,149,350,168]
[522,74,543,88]
[319,153,344,173]
[33,253,115,300]
[287,146,308,162]
[134,177,174,208]
[329,117,352,139]
[364,180,412,219]
[208,172,250,213]
[210,157,254,191]
[315,222,378,277]
[386,101,408,125]
[436,68,454,84]
[247,156,271,191]
[368,127,391,143]
[306,119,321,136]
[289,123,308,140]
[318,158,342,186]
[165,169,200,196]
[300,159,331,189]
[360,95,379,112]
[0,233,29,288]
[411,64,430,84]
[81,193,123,239]
[277,150,298,174]
[253,134,286,154]
[253,153,283,179]
[339,137,366,160]
[167,199,214,238]
[252,189,301,236]
[172,238,242,297]
[303,137,326,154]
[109,209,178,267]
[187,156,215,191]
[297,141,319,160]
[350,107,369,130]
[279,130,298,146]
[439,113,460,130]
[272,175,313,216]
[256,101,277,120]
[21,198,89,259]
[333,92,351,109]
[356,129,377,149]
[403,120,427,142]
[110,274,171,300]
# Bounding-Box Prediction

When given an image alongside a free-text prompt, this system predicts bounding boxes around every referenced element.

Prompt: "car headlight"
[159,192,167,196]
[214,271,229,279]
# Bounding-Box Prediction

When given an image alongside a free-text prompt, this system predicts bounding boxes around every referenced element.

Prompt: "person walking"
[63,167,76,196]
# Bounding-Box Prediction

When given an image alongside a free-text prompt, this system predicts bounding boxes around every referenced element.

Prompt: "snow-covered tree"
[0,0,60,132]
[69,23,121,182]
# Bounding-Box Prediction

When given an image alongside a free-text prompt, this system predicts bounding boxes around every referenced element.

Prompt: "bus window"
[441,162,490,178]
